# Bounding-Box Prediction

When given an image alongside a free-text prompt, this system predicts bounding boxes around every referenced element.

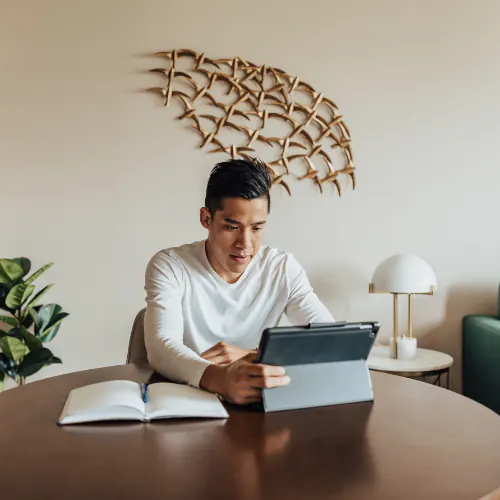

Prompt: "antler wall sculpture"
[148,49,355,196]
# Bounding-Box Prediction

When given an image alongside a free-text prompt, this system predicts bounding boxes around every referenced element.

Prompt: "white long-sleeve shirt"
[144,240,334,387]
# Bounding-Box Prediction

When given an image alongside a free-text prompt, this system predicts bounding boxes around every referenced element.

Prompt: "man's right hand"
[199,352,290,405]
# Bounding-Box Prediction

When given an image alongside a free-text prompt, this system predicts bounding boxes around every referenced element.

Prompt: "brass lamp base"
[368,284,436,359]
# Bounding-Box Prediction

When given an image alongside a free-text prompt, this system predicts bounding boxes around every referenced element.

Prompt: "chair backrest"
[127,308,148,365]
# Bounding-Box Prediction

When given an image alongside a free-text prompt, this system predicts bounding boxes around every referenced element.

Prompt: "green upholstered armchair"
[462,286,500,415]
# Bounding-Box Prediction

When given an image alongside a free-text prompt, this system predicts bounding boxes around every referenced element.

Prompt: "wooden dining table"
[1,363,499,500]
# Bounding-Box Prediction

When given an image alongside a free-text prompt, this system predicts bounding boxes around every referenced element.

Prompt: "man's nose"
[236,229,252,249]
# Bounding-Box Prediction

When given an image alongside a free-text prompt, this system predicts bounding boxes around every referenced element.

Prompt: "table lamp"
[369,254,437,359]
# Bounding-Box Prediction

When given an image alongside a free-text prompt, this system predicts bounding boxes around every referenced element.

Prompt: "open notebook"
[58,380,229,425]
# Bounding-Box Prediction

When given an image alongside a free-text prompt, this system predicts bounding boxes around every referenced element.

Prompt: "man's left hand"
[200,342,257,366]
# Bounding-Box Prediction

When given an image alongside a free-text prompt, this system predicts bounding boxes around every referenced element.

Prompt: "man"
[144,157,334,405]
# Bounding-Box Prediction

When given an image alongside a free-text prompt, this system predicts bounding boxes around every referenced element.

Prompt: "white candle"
[397,336,417,360]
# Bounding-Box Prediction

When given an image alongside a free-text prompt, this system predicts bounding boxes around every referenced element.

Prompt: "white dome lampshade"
[369,254,437,295]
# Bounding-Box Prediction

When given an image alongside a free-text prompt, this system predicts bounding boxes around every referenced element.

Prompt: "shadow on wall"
[418,283,498,393]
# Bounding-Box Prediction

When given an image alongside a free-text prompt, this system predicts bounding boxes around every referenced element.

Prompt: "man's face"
[200,196,268,281]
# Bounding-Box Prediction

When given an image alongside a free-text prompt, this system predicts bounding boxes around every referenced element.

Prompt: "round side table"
[368,345,454,389]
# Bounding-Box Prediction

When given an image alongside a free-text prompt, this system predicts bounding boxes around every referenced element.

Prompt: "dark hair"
[204,157,272,216]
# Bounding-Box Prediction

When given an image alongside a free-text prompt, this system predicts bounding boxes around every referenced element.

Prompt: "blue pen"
[141,383,149,403]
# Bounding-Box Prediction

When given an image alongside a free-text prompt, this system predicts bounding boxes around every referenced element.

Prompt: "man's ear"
[200,207,211,230]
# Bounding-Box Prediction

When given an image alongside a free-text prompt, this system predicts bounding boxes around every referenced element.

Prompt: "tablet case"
[257,322,379,413]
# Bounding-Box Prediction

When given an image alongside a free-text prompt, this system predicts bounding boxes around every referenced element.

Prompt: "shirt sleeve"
[284,254,335,324]
[143,251,212,388]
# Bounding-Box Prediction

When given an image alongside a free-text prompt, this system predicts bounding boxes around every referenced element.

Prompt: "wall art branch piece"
[148,48,355,196]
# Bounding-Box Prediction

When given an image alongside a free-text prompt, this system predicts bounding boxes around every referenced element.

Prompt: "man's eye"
[225,225,238,230]
[253,227,263,232]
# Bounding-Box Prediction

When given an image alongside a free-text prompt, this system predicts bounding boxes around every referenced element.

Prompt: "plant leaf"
[40,323,61,342]
[18,347,62,378]
[0,284,14,313]
[0,284,9,300]
[5,327,21,340]
[39,312,69,342]
[0,370,4,391]
[0,336,29,362]
[36,304,61,335]
[0,260,25,287]
[24,306,42,329]
[24,263,54,286]
[0,315,18,328]
[0,352,18,379]
[17,326,43,350]
[21,285,35,305]
[12,258,31,278]
[5,284,24,310]
[24,284,54,312]
[5,283,34,310]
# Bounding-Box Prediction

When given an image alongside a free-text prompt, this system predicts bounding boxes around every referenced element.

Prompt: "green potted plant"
[0,258,69,390]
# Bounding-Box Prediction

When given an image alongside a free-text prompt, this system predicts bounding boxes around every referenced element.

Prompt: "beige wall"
[2,0,500,391]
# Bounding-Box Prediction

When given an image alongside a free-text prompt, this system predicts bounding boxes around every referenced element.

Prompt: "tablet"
[256,321,380,366]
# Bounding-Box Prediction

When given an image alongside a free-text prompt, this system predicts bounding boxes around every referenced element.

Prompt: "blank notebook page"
[146,383,228,419]
[64,380,145,416]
